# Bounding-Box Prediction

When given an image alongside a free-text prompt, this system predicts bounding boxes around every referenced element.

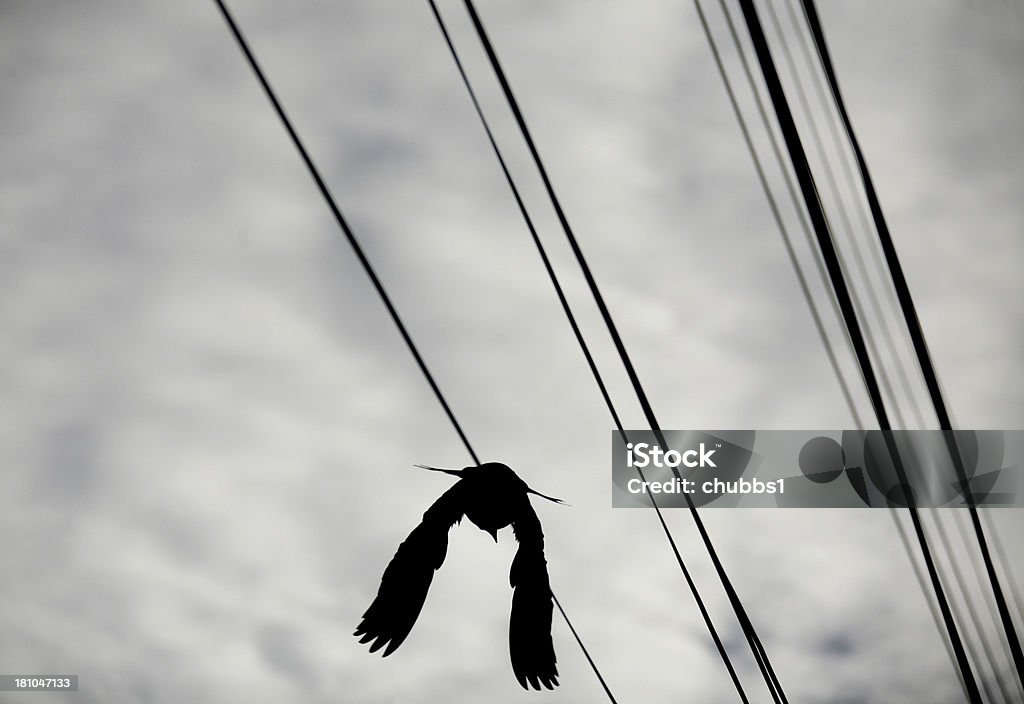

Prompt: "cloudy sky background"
[1,0,1022,702]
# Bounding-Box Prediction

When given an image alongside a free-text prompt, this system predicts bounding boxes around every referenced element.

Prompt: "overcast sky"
[1,1,1022,702]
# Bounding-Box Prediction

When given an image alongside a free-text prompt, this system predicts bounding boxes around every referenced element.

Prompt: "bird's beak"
[527,487,568,505]
[414,464,463,477]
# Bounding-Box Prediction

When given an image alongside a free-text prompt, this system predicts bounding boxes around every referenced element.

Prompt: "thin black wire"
[979,509,1024,638]
[210,0,479,468]
[210,2,617,699]
[889,510,972,702]
[784,2,1024,676]
[928,510,1016,703]
[778,0,884,293]
[733,1,981,700]
[757,0,1013,696]
[712,0,864,424]
[424,3,748,701]
[956,508,1024,697]
[551,594,619,703]
[778,0,917,399]
[690,0,862,430]
[706,2,985,698]
[720,0,918,439]
[712,0,986,694]
[777,1,1024,697]
[762,0,925,431]
[459,1,789,701]
[715,0,908,444]
[797,0,1024,684]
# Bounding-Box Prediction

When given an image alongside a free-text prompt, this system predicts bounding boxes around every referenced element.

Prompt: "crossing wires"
[452,0,791,701]
[424,1,752,701]
[209,1,618,700]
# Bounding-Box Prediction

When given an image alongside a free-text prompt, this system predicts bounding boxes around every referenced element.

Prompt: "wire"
[979,510,1024,638]
[459,1,790,701]
[690,0,862,429]
[778,0,923,422]
[552,593,620,704]
[889,510,972,702]
[928,510,1016,703]
[733,0,981,700]
[955,508,1024,697]
[210,1,617,699]
[762,0,925,431]
[712,0,909,441]
[777,1,1023,696]
[709,2,983,695]
[210,0,479,468]
[424,2,749,700]
[756,0,1007,694]
[797,0,1024,684]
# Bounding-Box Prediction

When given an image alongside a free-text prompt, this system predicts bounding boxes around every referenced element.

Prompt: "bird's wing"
[354,482,466,657]
[509,496,558,690]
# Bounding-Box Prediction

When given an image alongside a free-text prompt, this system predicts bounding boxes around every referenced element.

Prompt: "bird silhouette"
[354,462,564,690]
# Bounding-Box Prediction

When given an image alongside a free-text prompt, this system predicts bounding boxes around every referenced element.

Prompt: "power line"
[706,1,994,696]
[779,2,1024,670]
[889,510,972,702]
[761,0,925,431]
[690,0,862,429]
[928,510,1017,703]
[753,1,1010,696]
[772,1,1022,697]
[978,509,1024,640]
[956,508,1024,697]
[209,0,479,468]
[797,0,1024,684]
[210,2,617,699]
[424,2,749,700]
[711,0,865,426]
[777,0,921,413]
[459,1,790,701]
[552,593,619,703]
[733,0,981,699]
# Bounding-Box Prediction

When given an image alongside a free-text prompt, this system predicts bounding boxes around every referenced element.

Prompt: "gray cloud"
[1,1,1021,702]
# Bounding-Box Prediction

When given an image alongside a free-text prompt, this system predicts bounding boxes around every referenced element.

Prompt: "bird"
[354,461,564,690]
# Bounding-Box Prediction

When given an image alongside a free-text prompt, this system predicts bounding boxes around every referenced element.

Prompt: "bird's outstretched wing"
[509,496,558,690]
[354,482,466,656]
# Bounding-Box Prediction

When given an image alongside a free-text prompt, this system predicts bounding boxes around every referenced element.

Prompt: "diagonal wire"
[210,0,479,467]
[788,4,1024,645]
[714,0,912,442]
[210,1,617,699]
[733,0,982,699]
[705,0,991,697]
[978,509,1024,638]
[929,509,1016,703]
[690,0,862,430]
[777,0,924,421]
[459,1,789,700]
[424,2,749,700]
[797,0,1024,684]
[762,0,925,431]
[954,507,1024,698]
[777,0,1023,696]
[757,0,1016,697]
[890,510,972,702]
